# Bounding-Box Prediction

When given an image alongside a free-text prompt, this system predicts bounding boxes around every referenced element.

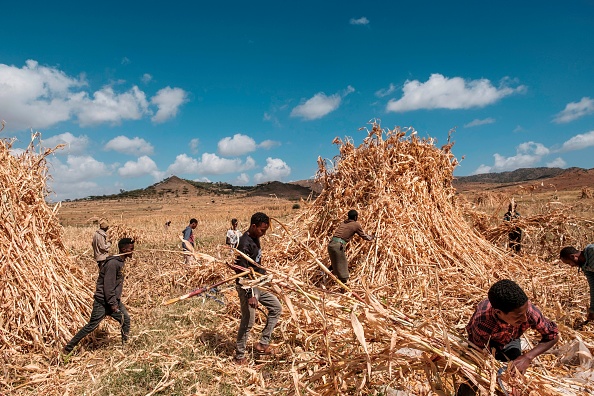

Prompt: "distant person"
[226,218,242,248]
[503,202,522,253]
[92,220,111,268]
[63,238,135,355]
[182,218,198,264]
[164,220,171,230]
[327,210,374,285]
[559,245,594,324]
[458,279,558,395]
[233,212,282,365]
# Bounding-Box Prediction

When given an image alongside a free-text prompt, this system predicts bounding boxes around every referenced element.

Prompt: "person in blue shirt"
[182,218,197,264]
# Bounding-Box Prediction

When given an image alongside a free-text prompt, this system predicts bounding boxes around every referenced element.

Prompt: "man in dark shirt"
[560,245,594,323]
[459,279,558,395]
[63,238,134,354]
[233,212,282,365]
[503,202,522,253]
[327,209,374,284]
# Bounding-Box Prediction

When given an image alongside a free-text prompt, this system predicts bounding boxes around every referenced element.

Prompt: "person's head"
[118,237,135,259]
[347,209,358,221]
[99,219,109,231]
[231,218,238,228]
[488,279,529,326]
[248,212,269,238]
[189,218,198,229]
[560,246,581,267]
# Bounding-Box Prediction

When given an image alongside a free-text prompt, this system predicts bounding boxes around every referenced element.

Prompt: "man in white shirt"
[226,218,242,248]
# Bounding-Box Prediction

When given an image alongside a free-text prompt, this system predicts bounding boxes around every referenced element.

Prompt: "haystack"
[260,122,589,394]
[0,133,90,352]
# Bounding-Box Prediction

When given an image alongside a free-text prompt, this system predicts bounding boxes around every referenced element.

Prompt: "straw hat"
[99,220,109,228]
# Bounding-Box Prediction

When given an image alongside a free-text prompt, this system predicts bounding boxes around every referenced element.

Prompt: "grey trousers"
[328,240,349,283]
[235,285,282,359]
[64,299,130,352]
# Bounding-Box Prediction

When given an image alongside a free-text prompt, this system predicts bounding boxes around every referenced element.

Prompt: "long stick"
[163,270,250,305]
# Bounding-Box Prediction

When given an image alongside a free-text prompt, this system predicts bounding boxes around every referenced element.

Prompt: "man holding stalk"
[233,212,282,365]
[63,238,135,355]
[327,209,374,285]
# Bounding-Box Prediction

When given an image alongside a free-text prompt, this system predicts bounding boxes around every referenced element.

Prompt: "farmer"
[233,212,282,365]
[92,219,111,268]
[559,245,594,323]
[182,218,198,264]
[503,202,522,253]
[458,279,558,395]
[63,238,135,355]
[327,209,374,284]
[226,218,242,248]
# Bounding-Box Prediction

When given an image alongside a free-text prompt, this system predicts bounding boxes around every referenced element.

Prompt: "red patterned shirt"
[466,299,558,351]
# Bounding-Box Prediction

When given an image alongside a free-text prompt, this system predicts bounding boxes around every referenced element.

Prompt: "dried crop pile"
[259,122,591,394]
[467,206,594,260]
[0,134,90,353]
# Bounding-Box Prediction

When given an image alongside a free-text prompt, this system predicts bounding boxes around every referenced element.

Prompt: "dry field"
[4,124,594,396]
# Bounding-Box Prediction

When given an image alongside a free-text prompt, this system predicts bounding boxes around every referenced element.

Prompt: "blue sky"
[2,1,593,200]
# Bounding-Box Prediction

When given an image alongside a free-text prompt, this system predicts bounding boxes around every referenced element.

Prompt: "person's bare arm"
[510,336,558,374]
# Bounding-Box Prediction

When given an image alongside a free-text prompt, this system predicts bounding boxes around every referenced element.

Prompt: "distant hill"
[247,181,316,200]
[453,167,594,193]
[454,167,572,184]
[79,176,315,201]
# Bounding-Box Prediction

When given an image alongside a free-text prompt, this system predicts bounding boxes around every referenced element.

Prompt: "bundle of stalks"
[107,222,145,244]
[580,188,593,199]
[467,206,594,260]
[0,133,91,353]
[255,122,591,394]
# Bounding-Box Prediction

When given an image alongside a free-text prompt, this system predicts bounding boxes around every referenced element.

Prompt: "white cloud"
[560,130,594,151]
[375,83,397,98]
[218,134,257,156]
[141,73,153,84]
[0,60,187,131]
[121,57,131,65]
[258,139,281,149]
[48,155,109,183]
[118,155,163,179]
[291,86,355,120]
[76,86,150,126]
[166,154,200,175]
[189,138,200,154]
[349,17,369,25]
[233,173,250,185]
[546,157,567,168]
[513,125,524,133]
[0,60,85,129]
[42,132,89,155]
[464,118,495,128]
[151,86,188,123]
[553,97,594,123]
[254,157,291,183]
[166,153,256,176]
[105,135,154,156]
[386,74,526,112]
[197,153,256,174]
[473,141,549,174]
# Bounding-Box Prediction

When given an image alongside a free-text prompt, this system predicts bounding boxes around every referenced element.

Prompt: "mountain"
[453,167,594,192]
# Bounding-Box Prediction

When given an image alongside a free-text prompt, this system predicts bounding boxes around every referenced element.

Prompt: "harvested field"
[2,122,594,395]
